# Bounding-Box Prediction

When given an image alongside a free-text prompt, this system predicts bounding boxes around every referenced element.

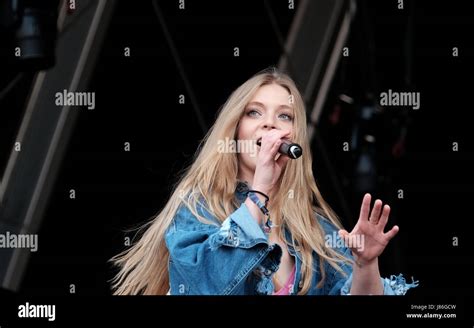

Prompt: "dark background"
[0,0,473,309]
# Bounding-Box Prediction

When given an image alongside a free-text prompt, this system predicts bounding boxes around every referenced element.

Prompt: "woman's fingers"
[384,225,399,241]
[260,130,291,147]
[275,150,290,168]
[338,229,364,253]
[369,199,383,224]
[359,193,371,222]
[259,130,292,160]
[338,229,350,246]
[338,229,349,238]
[377,204,391,229]
[363,196,391,229]
[270,139,282,155]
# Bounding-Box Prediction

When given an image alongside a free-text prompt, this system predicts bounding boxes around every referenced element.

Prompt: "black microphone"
[256,139,303,159]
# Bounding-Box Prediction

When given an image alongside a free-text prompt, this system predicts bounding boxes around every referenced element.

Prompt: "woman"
[111,68,418,295]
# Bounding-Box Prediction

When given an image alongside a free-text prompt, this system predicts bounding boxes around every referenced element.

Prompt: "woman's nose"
[262,115,277,130]
[263,124,276,129]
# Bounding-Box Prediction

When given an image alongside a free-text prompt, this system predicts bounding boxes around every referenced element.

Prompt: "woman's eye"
[279,113,293,121]
[247,109,261,117]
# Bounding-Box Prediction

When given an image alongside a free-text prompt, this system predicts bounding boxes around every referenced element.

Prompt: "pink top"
[272,265,296,295]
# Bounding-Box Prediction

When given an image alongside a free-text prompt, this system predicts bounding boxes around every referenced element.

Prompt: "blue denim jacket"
[165,182,418,295]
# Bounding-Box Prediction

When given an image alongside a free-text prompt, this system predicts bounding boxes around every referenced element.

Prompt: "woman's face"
[236,83,294,175]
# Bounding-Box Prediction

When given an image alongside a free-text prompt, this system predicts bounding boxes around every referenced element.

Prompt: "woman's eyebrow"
[247,101,292,110]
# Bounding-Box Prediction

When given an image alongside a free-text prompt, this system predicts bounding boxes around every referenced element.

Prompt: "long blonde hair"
[110,67,350,295]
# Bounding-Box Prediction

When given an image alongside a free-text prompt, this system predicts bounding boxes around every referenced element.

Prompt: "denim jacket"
[165,182,418,295]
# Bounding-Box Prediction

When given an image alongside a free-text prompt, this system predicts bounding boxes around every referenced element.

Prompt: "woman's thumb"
[276,153,291,168]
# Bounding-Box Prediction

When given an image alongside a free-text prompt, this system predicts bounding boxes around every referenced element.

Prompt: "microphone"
[256,139,303,159]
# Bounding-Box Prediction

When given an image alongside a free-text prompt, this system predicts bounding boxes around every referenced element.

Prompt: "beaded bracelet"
[247,190,269,206]
[246,190,273,233]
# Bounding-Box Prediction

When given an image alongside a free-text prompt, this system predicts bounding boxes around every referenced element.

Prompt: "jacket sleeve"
[165,203,281,295]
[338,272,420,295]
[319,217,419,295]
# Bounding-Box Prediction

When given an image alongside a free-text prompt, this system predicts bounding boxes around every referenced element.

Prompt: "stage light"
[0,0,59,71]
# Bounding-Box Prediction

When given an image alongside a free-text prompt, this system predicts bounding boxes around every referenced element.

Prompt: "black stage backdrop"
[0,0,473,326]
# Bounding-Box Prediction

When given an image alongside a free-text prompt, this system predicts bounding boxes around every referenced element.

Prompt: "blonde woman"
[111,68,418,295]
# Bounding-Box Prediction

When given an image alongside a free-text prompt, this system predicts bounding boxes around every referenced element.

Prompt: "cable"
[57,0,96,39]
[263,0,297,77]
[151,0,207,135]
[264,0,353,221]
[0,73,24,101]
